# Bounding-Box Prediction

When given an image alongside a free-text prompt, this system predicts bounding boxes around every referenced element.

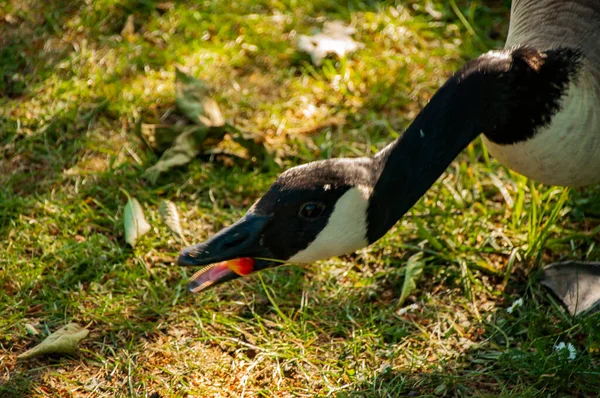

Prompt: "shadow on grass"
[239,263,600,395]
[337,308,600,397]
[0,0,194,97]
[0,101,116,242]
[1,0,83,97]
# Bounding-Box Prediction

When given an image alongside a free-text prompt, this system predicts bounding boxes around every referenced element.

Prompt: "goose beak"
[177,214,274,293]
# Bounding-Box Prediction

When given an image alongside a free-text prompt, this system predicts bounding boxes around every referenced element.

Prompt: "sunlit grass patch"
[1,0,599,396]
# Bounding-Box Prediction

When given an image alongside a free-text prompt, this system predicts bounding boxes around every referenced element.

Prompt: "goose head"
[177,46,582,293]
[178,156,377,292]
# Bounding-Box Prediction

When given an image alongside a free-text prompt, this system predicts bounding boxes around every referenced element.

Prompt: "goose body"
[179,0,600,315]
[483,0,600,186]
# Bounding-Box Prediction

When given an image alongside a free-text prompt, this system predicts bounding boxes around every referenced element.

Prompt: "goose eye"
[299,202,325,219]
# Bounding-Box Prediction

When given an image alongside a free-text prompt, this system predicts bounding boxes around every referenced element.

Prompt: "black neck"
[365,47,580,243]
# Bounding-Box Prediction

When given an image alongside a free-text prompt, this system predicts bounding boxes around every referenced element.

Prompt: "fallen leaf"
[124,197,151,247]
[25,323,40,336]
[541,261,600,315]
[175,68,225,126]
[142,124,272,183]
[140,123,192,153]
[142,71,273,183]
[121,15,136,42]
[5,14,20,25]
[159,200,188,245]
[296,21,364,66]
[221,123,272,165]
[17,323,89,359]
[155,2,173,12]
[143,126,225,184]
[398,253,425,306]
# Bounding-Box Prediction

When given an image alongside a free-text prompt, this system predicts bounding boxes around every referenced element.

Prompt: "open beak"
[177,214,275,293]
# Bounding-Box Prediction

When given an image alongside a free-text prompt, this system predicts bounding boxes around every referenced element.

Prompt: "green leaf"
[140,123,194,153]
[415,220,444,251]
[398,252,425,306]
[175,68,225,126]
[17,323,89,359]
[124,197,151,247]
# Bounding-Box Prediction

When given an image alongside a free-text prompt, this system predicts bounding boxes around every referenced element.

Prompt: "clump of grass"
[1,0,599,396]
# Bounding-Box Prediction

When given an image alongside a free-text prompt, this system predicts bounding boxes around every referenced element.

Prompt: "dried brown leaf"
[17,323,89,360]
[159,200,188,245]
[296,21,364,66]
[121,15,135,42]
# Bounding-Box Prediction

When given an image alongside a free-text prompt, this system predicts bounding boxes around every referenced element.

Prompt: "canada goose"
[178,0,600,316]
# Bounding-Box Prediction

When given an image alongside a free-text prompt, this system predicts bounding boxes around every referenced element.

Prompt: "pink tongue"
[189,262,231,292]
[207,263,231,280]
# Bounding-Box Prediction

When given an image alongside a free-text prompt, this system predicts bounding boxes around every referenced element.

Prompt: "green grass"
[1,0,600,396]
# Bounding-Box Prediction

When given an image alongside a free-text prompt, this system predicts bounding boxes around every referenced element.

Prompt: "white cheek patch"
[288,186,371,263]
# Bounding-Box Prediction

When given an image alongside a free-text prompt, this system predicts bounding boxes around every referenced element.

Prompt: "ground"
[1,0,600,397]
